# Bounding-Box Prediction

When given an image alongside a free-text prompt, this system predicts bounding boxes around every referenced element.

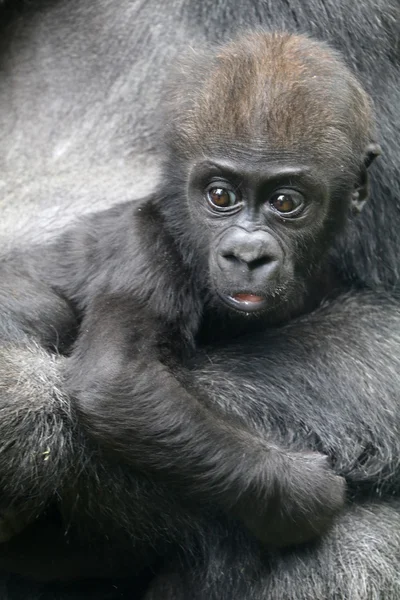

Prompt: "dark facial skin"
[188,156,330,318]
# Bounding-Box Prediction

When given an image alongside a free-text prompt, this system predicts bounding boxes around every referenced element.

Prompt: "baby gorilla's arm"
[66,293,345,546]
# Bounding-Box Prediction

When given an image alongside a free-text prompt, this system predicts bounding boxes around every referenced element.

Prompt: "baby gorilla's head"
[160,31,380,319]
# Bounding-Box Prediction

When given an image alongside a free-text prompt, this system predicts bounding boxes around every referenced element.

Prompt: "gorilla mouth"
[223,293,267,312]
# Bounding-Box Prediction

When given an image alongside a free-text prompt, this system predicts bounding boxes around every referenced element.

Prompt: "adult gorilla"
[0,1,399,600]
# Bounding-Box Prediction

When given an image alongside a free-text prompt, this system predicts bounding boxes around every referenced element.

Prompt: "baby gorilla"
[42,32,379,546]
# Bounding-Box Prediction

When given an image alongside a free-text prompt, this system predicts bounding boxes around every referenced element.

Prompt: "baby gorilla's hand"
[236,450,345,547]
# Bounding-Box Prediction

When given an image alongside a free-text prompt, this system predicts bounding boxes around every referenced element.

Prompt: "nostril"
[222,253,274,270]
[247,256,272,271]
[222,253,240,264]
[219,231,282,273]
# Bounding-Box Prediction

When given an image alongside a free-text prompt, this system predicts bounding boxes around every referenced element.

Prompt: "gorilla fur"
[0,1,399,599]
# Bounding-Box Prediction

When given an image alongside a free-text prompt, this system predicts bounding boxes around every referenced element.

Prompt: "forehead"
[190,156,324,192]
[195,151,311,174]
[191,134,349,178]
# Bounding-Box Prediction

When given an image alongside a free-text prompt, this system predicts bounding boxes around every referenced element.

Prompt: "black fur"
[0,1,399,599]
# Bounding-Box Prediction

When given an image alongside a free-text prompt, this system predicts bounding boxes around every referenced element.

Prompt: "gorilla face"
[185,151,367,319]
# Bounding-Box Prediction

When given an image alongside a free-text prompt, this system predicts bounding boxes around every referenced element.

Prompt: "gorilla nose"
[225,243,271,270]
[218,230,281,274]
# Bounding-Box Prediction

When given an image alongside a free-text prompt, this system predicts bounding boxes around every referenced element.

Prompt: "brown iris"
[270,192,303,214]
[207,187,237,209]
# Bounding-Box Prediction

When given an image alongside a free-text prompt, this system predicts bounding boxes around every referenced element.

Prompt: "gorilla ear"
[351,143,382,215]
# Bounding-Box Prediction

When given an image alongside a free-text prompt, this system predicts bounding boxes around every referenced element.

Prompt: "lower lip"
[222,293,267,313]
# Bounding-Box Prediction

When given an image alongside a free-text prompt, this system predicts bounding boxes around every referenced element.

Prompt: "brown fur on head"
[167,31,377,174]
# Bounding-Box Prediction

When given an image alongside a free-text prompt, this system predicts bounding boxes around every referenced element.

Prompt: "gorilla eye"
[207,187,240,211]
[269,191,304,215]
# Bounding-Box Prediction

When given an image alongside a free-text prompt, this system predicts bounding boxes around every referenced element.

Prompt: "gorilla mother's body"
[0,2,400,599]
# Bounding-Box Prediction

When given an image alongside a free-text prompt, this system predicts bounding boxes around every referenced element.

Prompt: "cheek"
[190,224,215,269]
[289,227,332,274]
[187,203,221,255]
